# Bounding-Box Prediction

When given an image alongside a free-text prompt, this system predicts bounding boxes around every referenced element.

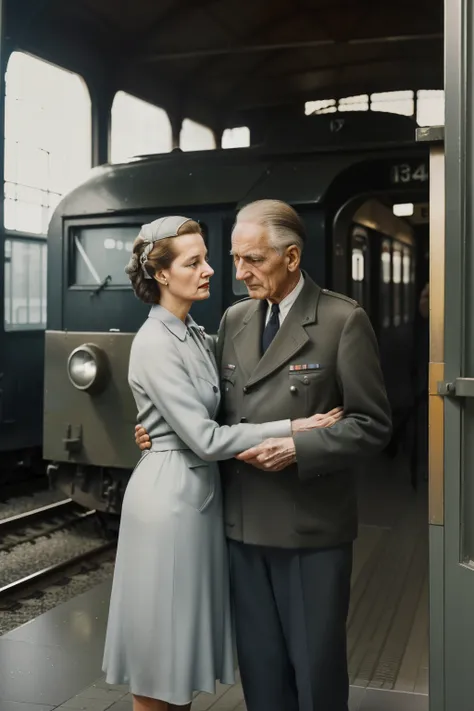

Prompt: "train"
[4,110,430,510]
[0,236,46,483]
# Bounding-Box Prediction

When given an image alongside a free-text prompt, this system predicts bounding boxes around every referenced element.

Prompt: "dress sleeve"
[129,326,291,462]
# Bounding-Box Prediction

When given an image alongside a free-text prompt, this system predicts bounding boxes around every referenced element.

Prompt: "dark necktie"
[262,303,280,354]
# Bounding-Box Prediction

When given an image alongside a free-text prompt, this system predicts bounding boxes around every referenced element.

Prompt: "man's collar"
[266,270,304,311]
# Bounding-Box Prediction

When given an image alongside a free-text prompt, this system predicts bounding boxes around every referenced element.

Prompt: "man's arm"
[294,306,391,479]
[237,307,392,478]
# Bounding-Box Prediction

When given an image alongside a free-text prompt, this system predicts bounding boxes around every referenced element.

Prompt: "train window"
[4,238,47,330]
[403,248,411,323]
[351,247,365,306]
[110,92,172,163]
[352,248,365,281]
[402,250,411,284]
[71,221,209,288]
[392,244,402,326]
[4,52,91,235]
[381,241,391,328]
[180,119,216,151]
[381,250,391,284]
[72,225,139,287]
[393,249,402,283]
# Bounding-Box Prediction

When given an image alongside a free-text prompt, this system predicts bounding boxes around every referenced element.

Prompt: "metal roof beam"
[136,34,443,63]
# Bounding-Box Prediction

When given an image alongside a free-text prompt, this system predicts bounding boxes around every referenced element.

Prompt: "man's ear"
[286,245,301,272]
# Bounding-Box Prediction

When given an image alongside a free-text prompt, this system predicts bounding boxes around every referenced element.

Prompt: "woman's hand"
[135,425,151,450]
[291,406,343,434]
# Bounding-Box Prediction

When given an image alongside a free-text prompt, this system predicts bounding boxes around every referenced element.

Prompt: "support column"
[90,83,114,167]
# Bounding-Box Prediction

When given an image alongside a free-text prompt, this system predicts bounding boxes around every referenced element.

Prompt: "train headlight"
[67,344,108,394]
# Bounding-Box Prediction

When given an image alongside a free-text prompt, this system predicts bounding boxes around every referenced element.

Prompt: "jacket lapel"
[232,299,266,382]
[243,276,321,388]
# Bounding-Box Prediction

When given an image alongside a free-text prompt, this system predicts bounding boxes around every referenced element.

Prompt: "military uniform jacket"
[216,273,392,549]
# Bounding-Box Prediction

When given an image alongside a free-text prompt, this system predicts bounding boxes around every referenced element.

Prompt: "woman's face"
[157,233,214,303]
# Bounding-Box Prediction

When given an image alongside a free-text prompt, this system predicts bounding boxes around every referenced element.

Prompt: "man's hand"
[236,406,343,471]
[236,437,296,471]
[135,425,151,450]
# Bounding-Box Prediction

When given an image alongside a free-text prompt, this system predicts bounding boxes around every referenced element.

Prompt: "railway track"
[0,499,94,552]
[0,500,117,607]
[0,540,116,603]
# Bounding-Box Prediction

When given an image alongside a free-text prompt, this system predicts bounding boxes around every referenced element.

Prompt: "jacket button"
[213,385,218,393]
[243,386,248,394]
[240,417,247,423]
[290,385,297,393]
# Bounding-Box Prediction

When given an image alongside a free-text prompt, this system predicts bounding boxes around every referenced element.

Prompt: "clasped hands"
[134,406,343,473]
[235,406,343,471]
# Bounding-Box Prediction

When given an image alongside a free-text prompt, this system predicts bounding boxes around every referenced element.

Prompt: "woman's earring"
[164,279,168,286]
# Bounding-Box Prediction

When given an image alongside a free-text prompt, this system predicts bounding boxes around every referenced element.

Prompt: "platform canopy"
[6,0,443,131]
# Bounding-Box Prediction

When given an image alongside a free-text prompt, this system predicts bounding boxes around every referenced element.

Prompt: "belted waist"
[150,434,190,452]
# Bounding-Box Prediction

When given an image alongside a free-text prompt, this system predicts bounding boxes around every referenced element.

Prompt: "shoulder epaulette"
[320,288,358,307]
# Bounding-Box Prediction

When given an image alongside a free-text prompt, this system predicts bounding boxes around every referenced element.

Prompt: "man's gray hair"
[234,199,306,254]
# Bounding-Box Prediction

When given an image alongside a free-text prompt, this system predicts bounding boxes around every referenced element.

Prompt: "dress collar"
[148,304,199,341]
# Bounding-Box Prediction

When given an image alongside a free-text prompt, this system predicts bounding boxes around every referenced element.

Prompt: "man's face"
[231,221,298,302]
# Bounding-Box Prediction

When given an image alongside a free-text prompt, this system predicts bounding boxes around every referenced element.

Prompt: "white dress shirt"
[264,271,305,327]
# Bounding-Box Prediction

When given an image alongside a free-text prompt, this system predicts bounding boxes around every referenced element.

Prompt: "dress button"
[213,385,218,393]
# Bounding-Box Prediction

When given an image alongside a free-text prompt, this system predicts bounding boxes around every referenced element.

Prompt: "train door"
[427,3,474,709]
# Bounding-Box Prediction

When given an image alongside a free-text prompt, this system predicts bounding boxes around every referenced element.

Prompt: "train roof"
[55,114,428,218]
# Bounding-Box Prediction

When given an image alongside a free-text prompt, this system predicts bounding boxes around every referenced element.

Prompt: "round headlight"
[67,344,108,393]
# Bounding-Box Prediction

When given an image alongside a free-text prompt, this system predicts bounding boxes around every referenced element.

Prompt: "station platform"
[0,454,429,711]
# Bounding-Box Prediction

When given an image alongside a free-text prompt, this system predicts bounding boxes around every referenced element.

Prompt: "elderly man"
[135,199,391,711]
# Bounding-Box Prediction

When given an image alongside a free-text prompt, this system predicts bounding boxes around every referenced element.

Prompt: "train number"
[391,163,428,184]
